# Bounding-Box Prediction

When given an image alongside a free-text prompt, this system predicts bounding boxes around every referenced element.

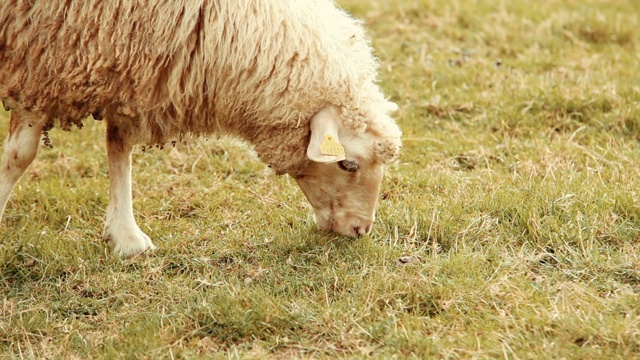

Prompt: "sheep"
[0,0,402,257]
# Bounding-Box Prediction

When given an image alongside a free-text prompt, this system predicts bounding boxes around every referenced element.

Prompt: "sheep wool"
[0,0,401,175]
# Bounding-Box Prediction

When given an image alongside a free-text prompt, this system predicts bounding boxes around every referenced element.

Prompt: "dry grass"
[1,0,640,358]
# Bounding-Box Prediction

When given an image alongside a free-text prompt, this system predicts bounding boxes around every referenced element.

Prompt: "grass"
[1,0,639,358]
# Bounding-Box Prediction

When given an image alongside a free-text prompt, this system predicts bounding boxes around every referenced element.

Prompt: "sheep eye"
[338,159,358,173]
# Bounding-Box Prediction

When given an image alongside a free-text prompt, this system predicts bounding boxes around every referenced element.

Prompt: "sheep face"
[294,105,400,237]
[295,156,384,237]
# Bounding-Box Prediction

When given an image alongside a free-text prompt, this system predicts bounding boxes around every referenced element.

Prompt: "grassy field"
[1,0,639,358]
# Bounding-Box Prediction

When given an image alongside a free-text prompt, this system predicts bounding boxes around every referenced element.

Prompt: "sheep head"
[294,104,401,237]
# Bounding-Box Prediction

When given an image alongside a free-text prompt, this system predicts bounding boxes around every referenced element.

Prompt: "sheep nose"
[354,223,372,236]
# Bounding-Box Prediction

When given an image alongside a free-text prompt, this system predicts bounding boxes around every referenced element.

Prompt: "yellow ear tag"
[319,134,345,156]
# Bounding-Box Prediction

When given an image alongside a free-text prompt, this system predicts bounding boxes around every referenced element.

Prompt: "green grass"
[1,0,639,358]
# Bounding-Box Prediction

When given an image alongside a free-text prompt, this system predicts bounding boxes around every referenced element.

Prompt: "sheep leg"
[0,111,46,223]
[103,123,156,257]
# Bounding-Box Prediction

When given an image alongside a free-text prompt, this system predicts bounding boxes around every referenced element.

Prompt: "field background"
[1,0,639,358]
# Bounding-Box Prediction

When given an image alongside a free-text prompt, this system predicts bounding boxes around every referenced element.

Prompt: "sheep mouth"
[310,206,373,237]
[317,217,372,238]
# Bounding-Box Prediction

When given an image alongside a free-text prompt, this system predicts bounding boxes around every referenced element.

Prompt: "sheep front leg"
[104,123,156,257]
[0,111,46,223]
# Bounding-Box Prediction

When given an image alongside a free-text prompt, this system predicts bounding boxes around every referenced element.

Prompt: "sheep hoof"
[104,225,157,258]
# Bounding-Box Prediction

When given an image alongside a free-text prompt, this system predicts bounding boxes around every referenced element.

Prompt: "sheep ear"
[307,107,347,163]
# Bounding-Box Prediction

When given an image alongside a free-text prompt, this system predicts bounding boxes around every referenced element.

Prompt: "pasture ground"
[1,0,639,358]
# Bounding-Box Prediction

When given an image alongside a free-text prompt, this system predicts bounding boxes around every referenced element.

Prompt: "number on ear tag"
[319,135,345,156]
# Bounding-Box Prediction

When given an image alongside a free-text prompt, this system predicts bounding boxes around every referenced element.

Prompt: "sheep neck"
[240,123,310,176]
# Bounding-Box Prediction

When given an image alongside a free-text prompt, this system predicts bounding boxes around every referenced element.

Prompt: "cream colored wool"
[0,0,401,175]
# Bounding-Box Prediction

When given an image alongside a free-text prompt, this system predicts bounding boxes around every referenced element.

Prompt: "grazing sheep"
[0,0,402,257]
